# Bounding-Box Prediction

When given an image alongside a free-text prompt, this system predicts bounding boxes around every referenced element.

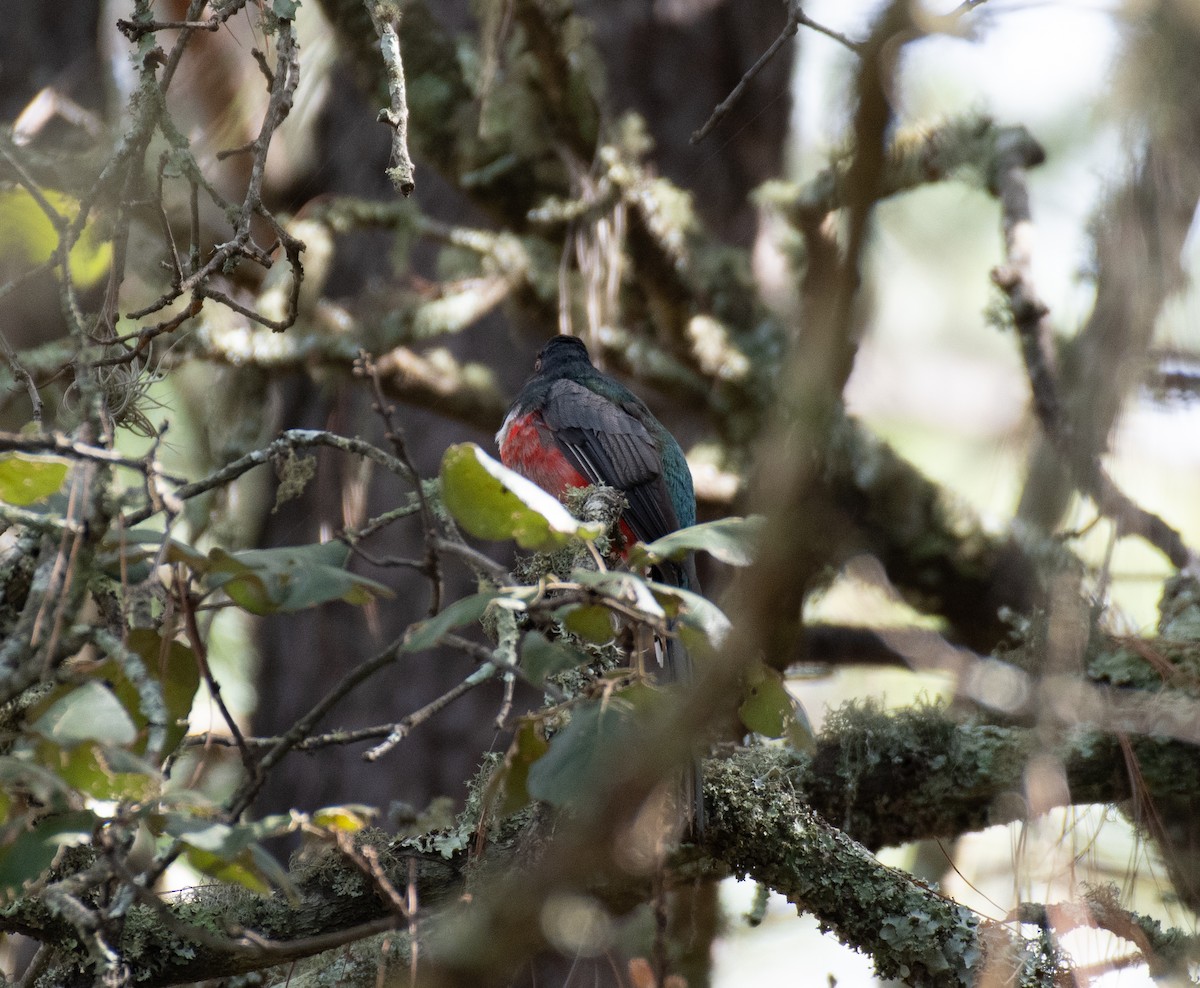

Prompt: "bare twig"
[0,332,44,424]
[441,633,566,702]
[364,665,497,761]
[691,10,799,145]
[123,429,416,527]
[93,297,204,366]
[13,87,105,146]
[989,132,1196,569]
[794,4,863,51]
[225,915,407,964]
[432,536,511,583]
[116,16,221,41]
[358,352,442,612]
[179,578,258,777]
[368,2,416,196]
[950,0,992,15]
[123,17,305,334]
[185,721,414,752]
[691,0,860,145]
[319,827,412,917]
[223,633,407,819]
[0,430,182,475]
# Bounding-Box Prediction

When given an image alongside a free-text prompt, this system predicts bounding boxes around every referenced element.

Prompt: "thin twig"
[368,3,416,196]
[184,722,411,752]
[224,633,408,819]
[691,0,860,145]
[155,151,184,286]
[0,430,183,476]
[123,429,416,526]
[442,632,566,702]
[358,352,442,613]
[989,133,1196,569]
[320,827,411,917]
[119,17,305,335]
[793,3,863,52]
[0,332,43,423]
[432,537,511,583]
[495,671,516,730]
[116,16,221,41]
[364,667,496,760]
[180,577,258,778]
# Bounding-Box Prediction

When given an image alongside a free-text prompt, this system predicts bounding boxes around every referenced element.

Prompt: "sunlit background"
[714,1,1199,984]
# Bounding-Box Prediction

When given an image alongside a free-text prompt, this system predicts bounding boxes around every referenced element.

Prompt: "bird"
[496,334,704,833]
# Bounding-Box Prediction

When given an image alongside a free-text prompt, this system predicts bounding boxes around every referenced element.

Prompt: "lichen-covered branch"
[706,752,1025,987]
[13,713,1200,986]
[367,2,416,196]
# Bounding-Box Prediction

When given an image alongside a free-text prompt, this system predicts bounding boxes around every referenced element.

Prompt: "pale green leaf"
[629,516,765,570]
[30,682,136,748]
[403,592,500,652]
[647,581,732,646]
[204,542,392,615]
[0,810,97,895]
[570,569,666,619]
[0,455,67,506]
[498,718,550,815]
[520,632,588,685]
[558,604,614,644]
[738,663,815,750]
[439,443,602,551]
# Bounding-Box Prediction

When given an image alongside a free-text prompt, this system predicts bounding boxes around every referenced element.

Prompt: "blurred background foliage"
[1,0,1199,985]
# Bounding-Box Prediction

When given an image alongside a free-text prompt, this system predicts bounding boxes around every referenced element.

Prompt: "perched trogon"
[497,334,704,832]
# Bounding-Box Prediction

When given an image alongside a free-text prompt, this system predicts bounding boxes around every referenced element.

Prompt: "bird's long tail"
[666,637,707,837]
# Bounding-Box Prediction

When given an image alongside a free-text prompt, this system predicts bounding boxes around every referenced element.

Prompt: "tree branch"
[13,717,1200,986]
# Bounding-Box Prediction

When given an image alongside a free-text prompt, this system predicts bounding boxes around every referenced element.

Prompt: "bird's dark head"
[534,335,592,376]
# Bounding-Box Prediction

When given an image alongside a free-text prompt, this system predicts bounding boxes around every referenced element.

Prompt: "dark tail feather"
[683,732,707,838]
[664,634,706,838]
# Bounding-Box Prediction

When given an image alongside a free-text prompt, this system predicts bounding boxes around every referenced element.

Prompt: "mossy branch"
[12,707,1200,986]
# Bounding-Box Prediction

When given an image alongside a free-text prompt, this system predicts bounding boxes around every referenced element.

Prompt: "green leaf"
[526,701,621,808]
[0,756,76,810]
[520,632,588,685]
[164,538,212,570]
[558,604,614,644]
[312,805,376,833]
[439,443,603,551]
[646,581,732,646]
[165,812,294,895]
[249,841,299,903]
[526,689,662,809]
[0,455,68,506]
[202,541,392,615]
[0,187,111,288]
[96,528,171,580]
[184,847,271,895]
[50,743,158,802]
[97,629,201,757]
[498,718,550,815]
[0,811,97,896]
[630,516,766,570]
[738,663,814,749]
[163,812,294,856]
[30,682,137,748]
[571,569,665,619]
[403,592,500,652]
